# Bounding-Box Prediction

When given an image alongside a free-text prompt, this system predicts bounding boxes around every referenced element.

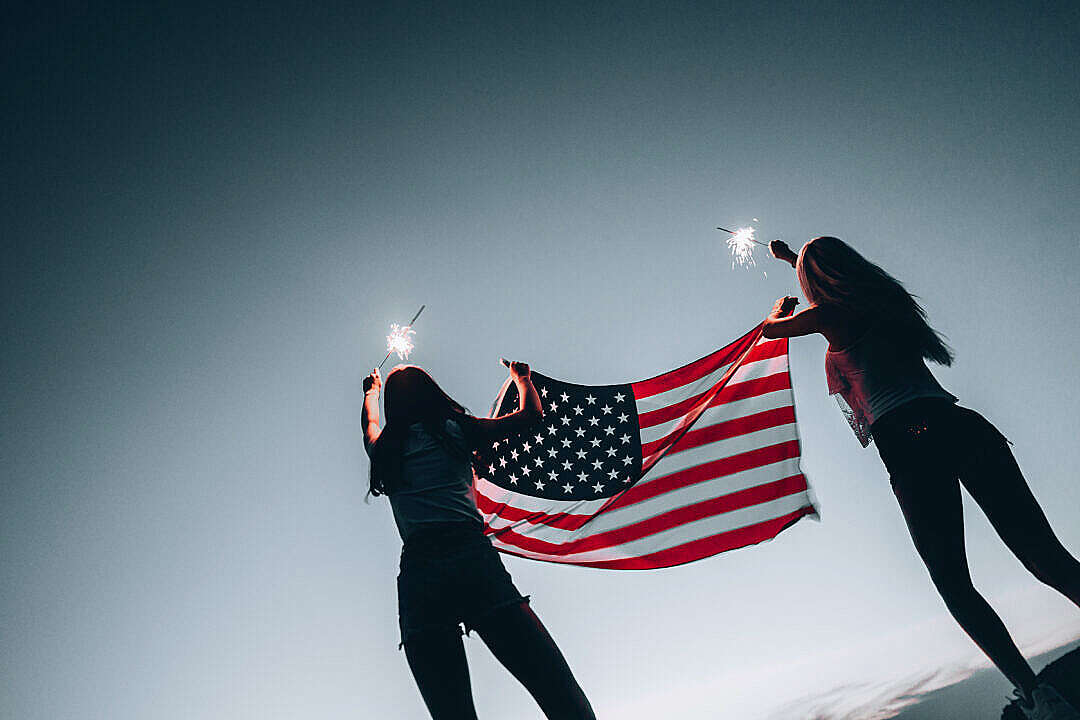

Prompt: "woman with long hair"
[362,362,595,720]
[764,237,1080,719]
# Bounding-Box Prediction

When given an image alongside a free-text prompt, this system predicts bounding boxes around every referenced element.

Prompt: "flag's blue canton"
[473,373,643,500]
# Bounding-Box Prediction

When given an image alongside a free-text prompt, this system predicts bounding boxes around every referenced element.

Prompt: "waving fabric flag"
[472,325,817,569]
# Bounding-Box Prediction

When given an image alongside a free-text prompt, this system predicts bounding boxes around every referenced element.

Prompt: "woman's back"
[388,418,483,541]
[824,316,956,445]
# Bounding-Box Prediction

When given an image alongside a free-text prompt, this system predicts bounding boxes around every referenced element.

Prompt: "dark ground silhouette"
[1000,646,1080,719]
[888,639,1080,720]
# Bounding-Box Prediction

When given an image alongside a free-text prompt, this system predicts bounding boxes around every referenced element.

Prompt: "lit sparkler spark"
[377,304,426,369]
[386,323,416,361]
[722,226,760,269]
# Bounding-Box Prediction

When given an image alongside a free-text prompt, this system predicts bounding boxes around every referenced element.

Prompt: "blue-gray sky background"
[4,2,1079,718]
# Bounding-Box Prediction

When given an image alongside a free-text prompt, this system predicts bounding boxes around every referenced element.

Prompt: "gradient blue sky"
[4,2,1080,718]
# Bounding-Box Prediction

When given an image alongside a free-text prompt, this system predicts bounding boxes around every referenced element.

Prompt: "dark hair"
[367,365,473,497]
[796,236,954,365]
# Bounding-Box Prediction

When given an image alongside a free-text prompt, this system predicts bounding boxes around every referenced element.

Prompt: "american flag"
[472,324,817,569]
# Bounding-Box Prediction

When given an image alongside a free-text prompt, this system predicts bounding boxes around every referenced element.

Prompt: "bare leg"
[891,471,1038,694]
[473,601,596,720]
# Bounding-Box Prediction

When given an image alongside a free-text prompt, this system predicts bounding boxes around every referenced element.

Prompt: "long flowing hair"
[367,365,472,497]
[796,236,954,365]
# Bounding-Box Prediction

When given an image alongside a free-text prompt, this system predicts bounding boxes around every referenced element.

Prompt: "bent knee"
[1021,549,1079,584]
[929,573,978,604]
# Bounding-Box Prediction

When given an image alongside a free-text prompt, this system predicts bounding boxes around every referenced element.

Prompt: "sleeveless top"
[388,418,483,542]
[825,326,957,447]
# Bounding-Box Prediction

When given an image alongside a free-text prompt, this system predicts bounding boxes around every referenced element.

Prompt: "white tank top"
[825,325,956,446]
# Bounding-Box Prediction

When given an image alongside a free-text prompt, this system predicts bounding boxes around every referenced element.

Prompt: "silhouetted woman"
[362,362,595,720]
[765,237,1080,720]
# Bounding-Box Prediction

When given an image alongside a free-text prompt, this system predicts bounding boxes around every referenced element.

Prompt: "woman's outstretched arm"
[762,296,824,339]
[471,360,544,446]
[362,368,383,453]
[769,240,799,269]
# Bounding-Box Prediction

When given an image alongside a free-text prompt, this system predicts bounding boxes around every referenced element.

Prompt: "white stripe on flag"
[639,423,798,484]
[483,454,803,542]
[490,492,811,564]
[638,387,795,444]
[635,353,788,417]
[474,476,610,514]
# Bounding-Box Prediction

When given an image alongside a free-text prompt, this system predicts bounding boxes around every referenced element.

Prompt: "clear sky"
[3,2,1079,718]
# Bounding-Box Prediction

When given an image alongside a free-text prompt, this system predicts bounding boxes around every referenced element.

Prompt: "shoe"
[1015,682,1080,720]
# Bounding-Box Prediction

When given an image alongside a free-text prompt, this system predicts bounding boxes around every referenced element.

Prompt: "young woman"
[764,236,1080,720]
[362,362,595,720]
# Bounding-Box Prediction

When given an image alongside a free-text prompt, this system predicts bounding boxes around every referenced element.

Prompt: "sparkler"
[716,226,768,269]
[378,304,426,369]
[385,323,415,359]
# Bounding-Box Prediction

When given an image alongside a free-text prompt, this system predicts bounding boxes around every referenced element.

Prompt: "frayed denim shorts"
[396,522,528,648]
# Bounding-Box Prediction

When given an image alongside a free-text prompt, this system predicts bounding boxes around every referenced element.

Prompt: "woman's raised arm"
[471,360,543,447]
[769,239,799,269]
[362,368,383,453]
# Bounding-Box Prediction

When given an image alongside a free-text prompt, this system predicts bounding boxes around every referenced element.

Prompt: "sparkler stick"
[378,304,426,369]
[716,227,768,247]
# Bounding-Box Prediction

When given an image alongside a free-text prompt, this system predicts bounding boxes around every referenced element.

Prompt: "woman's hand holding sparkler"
[364,367,382,396]
[362,368,383,451]
[769,240,798,268]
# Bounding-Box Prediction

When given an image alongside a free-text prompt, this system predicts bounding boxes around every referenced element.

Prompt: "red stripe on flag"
[567,507,815,569]
[641,405,797,458]
[617,440,801,510]
[474,489,596,531]
[630,326,766,399]
[485,474,809,556]
[637,372,792,430]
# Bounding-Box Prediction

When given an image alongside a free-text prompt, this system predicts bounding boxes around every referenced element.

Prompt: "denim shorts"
[870,398,1010,484]
[397,522,528,648]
